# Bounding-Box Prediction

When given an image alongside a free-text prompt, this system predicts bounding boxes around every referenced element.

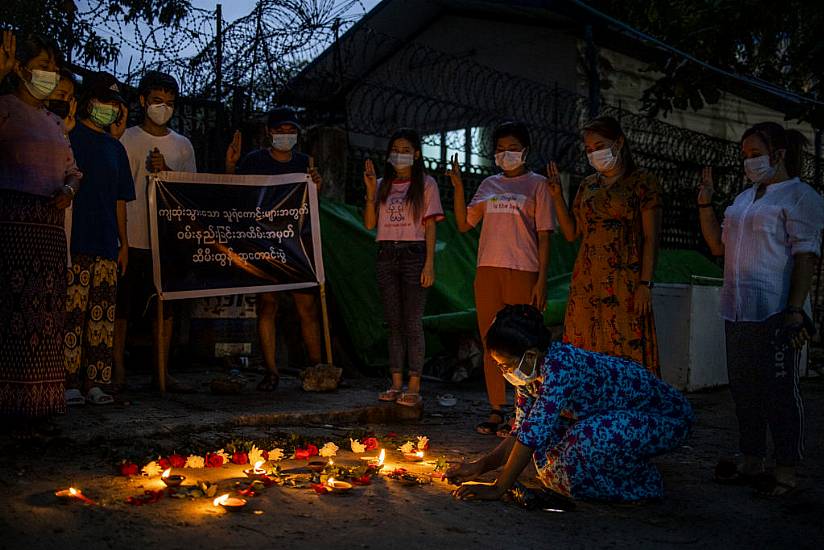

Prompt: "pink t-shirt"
[376,175,444,241]
[467,171,555,271]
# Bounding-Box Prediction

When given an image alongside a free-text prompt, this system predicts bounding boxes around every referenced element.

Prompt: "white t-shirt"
[120,125,197,249]
[720,177,824,321]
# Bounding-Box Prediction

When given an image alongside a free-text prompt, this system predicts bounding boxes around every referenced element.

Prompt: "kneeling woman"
[447,305,694,502]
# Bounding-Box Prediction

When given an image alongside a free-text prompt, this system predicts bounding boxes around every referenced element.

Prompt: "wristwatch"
[639,280,655,289]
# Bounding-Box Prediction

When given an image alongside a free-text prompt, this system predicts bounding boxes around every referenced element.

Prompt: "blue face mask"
[500,350,540,386]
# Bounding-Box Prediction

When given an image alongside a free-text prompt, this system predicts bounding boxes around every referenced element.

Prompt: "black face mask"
[47,99,71,120]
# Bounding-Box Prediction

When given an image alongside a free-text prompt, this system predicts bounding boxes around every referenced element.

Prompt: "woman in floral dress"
[447,305,692,502]
[548,116,662,374]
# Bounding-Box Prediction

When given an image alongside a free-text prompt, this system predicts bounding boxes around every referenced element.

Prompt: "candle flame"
[213,493,230,507]
[378,449,385,466]
[254,460,264,471]
[162,468,171,478]
[69,487,78,496]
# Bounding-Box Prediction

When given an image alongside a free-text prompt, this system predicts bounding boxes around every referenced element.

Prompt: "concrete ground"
[0,369,822,550]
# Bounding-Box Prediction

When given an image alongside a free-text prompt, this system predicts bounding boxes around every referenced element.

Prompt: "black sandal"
[256,372,280,392]
[476,409,505,435]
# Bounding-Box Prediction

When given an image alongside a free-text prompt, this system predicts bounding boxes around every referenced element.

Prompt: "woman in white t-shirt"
[698,121,824,497]
[450,121,555,435]
[363,129,444,406]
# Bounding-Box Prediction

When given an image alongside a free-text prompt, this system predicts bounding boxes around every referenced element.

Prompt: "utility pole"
[215,4,223,100]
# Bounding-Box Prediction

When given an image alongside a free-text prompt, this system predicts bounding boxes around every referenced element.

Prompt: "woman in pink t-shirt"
[450,121,555,435]
[363,129,444,406]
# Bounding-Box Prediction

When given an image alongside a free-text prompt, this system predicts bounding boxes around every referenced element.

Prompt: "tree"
[590,0,824,125]
[0,1,193,68]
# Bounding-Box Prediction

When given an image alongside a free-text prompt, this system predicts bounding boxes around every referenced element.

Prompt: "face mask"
[744,155,776,184]
[494,150,525,172]
[388,152,415,169]
[146,103,173,126]
[271,133,298,151]
[500,350,540,386]
[23,69,59,100]
[587,145,619,173]
[46,99,70,119]
[89,101,120,128]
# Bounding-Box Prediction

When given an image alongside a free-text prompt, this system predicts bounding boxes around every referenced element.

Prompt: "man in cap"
[226,107,323,391]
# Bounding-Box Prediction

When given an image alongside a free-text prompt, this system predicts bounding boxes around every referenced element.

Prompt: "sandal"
[379,388,402,402]
[65,388,85,406]
[396,392,422,407]
[476,409,505,435]
[753,475,798,498]
[86,387,114,405]
[256,372,280,392]
[713,459,765,486]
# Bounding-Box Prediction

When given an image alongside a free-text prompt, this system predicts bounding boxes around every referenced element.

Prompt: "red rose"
[295,448,310,460]
[118,461,138,477]
[158,457,171,470]
[231,452,249,465]
[168,454,186,468]
[206,453,224,468]
[306,444,319,457]
[363,437,379,451]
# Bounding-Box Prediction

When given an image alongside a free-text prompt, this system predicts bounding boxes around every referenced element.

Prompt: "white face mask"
[743,155,777,184]
[494,150,525,172]
[146,103,173,126]
[24,69,59,100]
[271,133,298,151]
[500,350,540,386]
[388,152,415,169]
[587,145,619,173]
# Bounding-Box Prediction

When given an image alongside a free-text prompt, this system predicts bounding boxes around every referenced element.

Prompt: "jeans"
[375,241,428,376]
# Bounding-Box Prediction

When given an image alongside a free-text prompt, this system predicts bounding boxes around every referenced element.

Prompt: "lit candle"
[213,493,247,511]
[161,468,186,487]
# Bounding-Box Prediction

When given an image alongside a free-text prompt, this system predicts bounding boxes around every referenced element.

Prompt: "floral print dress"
[513,342,693,502]
[564,169,662,375]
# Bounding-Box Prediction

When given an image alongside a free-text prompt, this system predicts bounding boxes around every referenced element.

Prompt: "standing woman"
[363,129,444,406]
[450,121,554,434]
[0,32,81,436]
[698,122,824,496]
[548,116,662,375]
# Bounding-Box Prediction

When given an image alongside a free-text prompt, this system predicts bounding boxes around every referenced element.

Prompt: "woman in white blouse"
[698,122,824,497]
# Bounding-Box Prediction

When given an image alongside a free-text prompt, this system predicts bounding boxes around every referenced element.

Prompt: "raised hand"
[546,161,563,200]
[363,158,377,198]
[698,166,715,204]
[225,130,242,170]
[446,153,463,188]
[0,30,16,82]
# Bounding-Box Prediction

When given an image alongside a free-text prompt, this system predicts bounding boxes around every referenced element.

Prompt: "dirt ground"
[0,370,822,550]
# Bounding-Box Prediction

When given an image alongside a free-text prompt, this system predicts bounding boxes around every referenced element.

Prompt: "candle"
[213,493,247,511]
[55,487,95,505]
[161,468,186,487]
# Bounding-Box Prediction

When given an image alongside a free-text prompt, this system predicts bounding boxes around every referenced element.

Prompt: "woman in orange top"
[548,116,662,375]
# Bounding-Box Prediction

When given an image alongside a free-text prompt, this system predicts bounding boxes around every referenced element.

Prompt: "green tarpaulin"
[319,201,722,367]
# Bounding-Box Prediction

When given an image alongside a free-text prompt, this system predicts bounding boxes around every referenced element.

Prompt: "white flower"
[184,455,205,469]
[416,436,429,451]
[248,445,265,465]
[142,460,163,477]
[350,438,366,454]
[215,448,231,462]
[319,442,338,458]
[268,448,285,462]
[398,441,415,454]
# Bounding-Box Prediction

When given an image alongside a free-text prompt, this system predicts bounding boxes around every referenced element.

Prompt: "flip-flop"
[86,387,114,405]
[396,392,422,407]
[378,388,402,402]
[437,394,457,407]
[65,388,85,406]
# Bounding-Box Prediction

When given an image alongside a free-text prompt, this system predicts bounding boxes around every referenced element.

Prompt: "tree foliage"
[591,0,824,124]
